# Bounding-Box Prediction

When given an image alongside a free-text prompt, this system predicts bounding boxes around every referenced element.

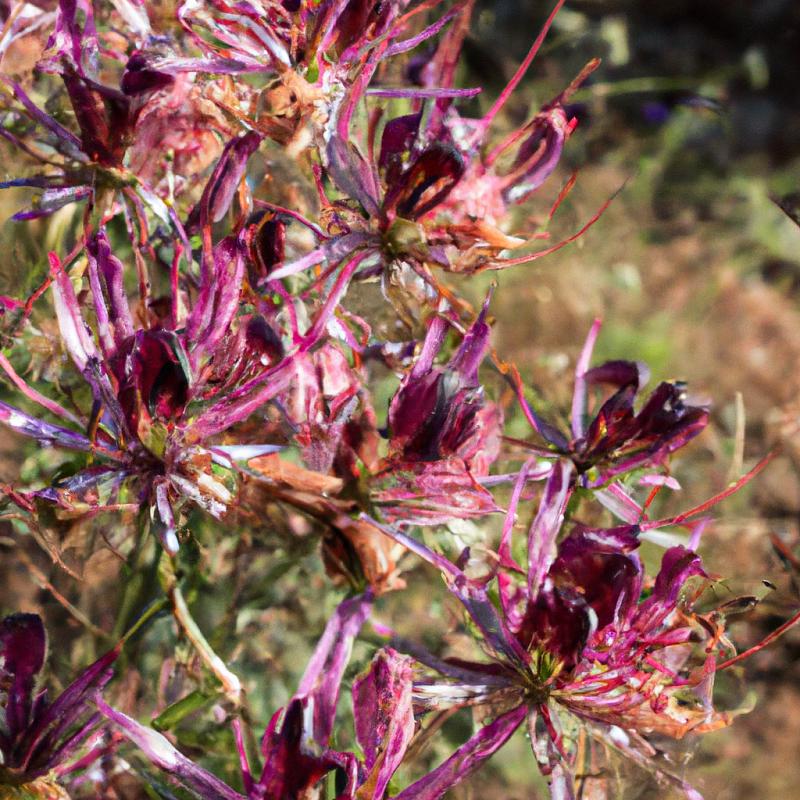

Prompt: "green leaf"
[152,689,218,732]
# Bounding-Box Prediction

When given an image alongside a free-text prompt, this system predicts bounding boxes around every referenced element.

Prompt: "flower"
[98,593,373,800]
[267,0,601,309]
[363,462,739,800]
[0,224,286,553]
[0,613,118,791]
[511,319,709,490]
[370,298,502,526]
[0,0,178,227]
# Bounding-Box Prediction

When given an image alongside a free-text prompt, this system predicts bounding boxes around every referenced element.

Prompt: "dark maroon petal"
[244,315,284,365]
[518,583,592,666]
[584,360,647,390]
[501,107,570,206]
[246,211,286,285]
[437,398,502,475]
[187,131,261,229]
[378,112,421,188]
[329,0,392,56]
[383,142,465,220]
[121,51,175,96]
[256,698,349,799]
[388,370,449,458]
[634,382,710,448]
[580,377,709,479]
[387,318,445,450]
[62,70,132,166]
[634,546,706,633]
[578,383,639,465]
[392,703,527,800]
[0,614,46,739]
[353,648,414,798]
[124,331,190,425]
[550,533,640,632]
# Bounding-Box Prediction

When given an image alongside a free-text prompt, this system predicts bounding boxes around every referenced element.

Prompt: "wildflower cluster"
[0,1,794,799]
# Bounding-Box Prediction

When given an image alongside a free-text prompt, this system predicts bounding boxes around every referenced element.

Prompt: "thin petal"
[50,252,99,372]
[96,697,244,800]
[353,648,415,799]
[296,592,373,745]
[392,703,526,799]
[0,400,93,452]
[527,459,574,600]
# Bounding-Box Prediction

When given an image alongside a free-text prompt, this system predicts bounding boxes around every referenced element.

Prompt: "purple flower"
[0,228,287,553]
[369,303,502,526]
[269,1,601,292]
[386,305,499,473]
[99,593,372,799]
[363,463,735,799]
[0,613,118,789]
[0,0,175,224]
[513,320,710,489]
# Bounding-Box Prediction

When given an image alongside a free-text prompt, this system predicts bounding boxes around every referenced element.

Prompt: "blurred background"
[2,1,800,798]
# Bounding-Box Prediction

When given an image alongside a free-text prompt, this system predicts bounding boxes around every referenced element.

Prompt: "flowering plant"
[0,1,797,799]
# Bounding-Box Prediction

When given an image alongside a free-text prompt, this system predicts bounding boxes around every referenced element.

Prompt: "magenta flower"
[98,592,373,800]
[0,0,179,227]
[370,299,502,526]
[0,224,287,553]
[363,462,736,799]
[511,320,709,490]
[0,613,118,790]
[269,0,602,297]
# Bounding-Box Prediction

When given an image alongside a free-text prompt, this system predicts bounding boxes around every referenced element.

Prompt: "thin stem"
[471,0,566,144]
[170,584,243,706]
[717,607,800,670]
